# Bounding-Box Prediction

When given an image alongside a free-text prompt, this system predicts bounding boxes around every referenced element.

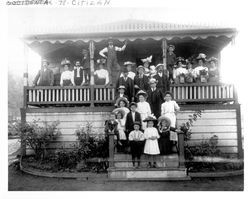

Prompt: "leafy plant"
[16,120,61,160]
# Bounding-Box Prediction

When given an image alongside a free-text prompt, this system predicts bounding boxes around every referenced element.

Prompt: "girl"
[158,116,176,155]
[161,91,180,141]
[115,97,130,119]
[143,115,160,168]
[136,90,151,130]
[113,108,127,152]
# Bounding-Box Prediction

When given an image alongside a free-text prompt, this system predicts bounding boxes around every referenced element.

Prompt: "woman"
[207,57,219,82]
[94,59,109,85]
[60,59,74,86]
[193,53,208,82]
[173,57,187,84]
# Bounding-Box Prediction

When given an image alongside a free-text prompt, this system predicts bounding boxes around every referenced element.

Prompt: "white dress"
[143,127,160,155]
[161,100,180,141]
[137,101,151,130]
[116,119,126,140]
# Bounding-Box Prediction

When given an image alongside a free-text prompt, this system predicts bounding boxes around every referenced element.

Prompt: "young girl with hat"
[136,90,152,130]
[129,121,145,168]
[143,115,160,168]
[161,91,180,141]
[115,97,130,119]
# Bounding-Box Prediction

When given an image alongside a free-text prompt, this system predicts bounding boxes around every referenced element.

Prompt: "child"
[113,109,127,152]
[143,115,160,168]
[158,116,176,155]
[166,45,176,83]
[136,90,151,130]
[161,91,180,142]
[115,97,130,119]
[114,86,129,107]
[129,122,145,168]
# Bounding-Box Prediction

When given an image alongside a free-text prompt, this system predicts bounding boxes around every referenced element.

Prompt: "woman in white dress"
[143,115,160,168]
[136,90,151,130]
[161,91,180,141]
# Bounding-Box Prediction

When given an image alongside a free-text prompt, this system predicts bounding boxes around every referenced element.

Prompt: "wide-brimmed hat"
[136,65,145,71]
[136,90,148,98]
[155,63,164,71]
[141,55,152,63]
[124,61,135,66]
[112,108,125,119]
[148,78,158,85]
[207,57,218,63]
[143,115,157,122]
[117,85,126,91]
[149,65,156,73]
[129,102,137,108]
[175,57,185,65]
[133,121,141,127]
[61,58,71,66]
[41,59,50,65]
[168,44,175,50]
[97,58,106,65]
[115,97,129,107]
[196,53,207,62]
[158,116,171,126]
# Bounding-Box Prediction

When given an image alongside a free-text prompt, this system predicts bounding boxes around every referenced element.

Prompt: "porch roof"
[23,19,237,44]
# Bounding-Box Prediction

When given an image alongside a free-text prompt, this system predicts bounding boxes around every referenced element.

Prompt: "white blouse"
[120,71,136,80]
[174,67,187,79]
[193,66,208,76]
[161,100,180,115]
[94,69,109,85]
[137,101,151,116]
[129,130,145,141]
[60,71,74,86]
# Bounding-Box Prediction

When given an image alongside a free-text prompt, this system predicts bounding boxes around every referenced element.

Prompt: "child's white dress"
[143,127,160,155]
[161,100,180,141]
[137,101,151,130]
[116,119,126,140]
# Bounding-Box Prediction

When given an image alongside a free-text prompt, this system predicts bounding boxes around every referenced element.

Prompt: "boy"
[129,122,145,168]
[166,45,176,83]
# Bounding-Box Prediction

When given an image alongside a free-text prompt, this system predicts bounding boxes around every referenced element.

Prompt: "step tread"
[108,167,186,171]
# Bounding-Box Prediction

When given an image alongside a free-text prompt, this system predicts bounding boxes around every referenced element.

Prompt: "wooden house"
[21,19,242,180]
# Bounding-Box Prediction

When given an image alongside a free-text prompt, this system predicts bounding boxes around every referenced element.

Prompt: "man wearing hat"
[125,102,142,137]
[166,45,176,83]
[81,49,90,84]
[116,67,134,102]
[33,59,54,86]
[120,61,136,80]
[134,65,149,94]
[147,78,164,119]
[99,38,127,84]
[114,85,129,106]
[153,63,170,93]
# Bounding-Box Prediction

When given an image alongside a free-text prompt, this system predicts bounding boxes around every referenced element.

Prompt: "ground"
[8,139,244,191]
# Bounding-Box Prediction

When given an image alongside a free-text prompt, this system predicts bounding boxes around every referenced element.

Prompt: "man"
[99,38,127,84]
[153,63,170,93]
[81,49,90,84]
[53,65,61,86]
[116,67,134,103]
[125,102,142,136]
[114,85,129,107]
[147,78,164,119]
[134,65,149,94]
[166,45,176,83]
[120,61,136,80]
[72,60,85,86]
[33,59,54,86]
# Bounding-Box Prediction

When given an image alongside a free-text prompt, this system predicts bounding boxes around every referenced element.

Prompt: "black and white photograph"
[1,0,249,194]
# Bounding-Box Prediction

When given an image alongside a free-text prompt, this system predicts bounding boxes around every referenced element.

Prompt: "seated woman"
[193,53,209,83]
[94,59,109,85]
[60,59,74,86]
[173,57,187,84]
[207,57,219,82]
[158,116,177,155]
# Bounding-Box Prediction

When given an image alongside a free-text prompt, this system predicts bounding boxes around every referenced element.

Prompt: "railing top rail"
[25,85,116,90]
[170,82,235,87]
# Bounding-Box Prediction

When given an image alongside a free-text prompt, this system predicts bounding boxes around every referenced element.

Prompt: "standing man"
[116,67,134,103]
[81,49,90,85]
[33,59,54,86]
[147,78,164,119]
[72,60,85,86]
[99,38,127,85]
[153,63,170,94]
[166,45,176,83]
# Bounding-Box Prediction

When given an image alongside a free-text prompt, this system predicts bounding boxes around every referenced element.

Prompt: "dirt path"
[8,165,243,191]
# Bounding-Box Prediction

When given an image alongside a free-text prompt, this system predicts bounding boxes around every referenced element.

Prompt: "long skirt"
[158,131,172,155]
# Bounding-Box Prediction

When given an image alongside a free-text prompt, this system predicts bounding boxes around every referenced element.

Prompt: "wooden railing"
[170,82,237,103]
[24,82,237,107]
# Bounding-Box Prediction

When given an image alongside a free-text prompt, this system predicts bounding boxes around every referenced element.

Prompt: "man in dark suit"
[147,78,164,119]
[153,63,170,94]
[33,59,54,86]
[125,102,142,137]
[134,65,149,94]
[116,67,134,102]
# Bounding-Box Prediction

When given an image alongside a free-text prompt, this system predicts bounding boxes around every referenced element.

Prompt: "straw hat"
[148,78,158,85]
[133,121,142,127]
[124,61,135,66]
[158,116,171,126]
[136,65,145,71]
[117,85,126,91]
[168,44,175,50]
[136,90,148,98]
[155,63,164,71]
[115,97,129,107]
[112,108,125,119]
[143,115,157,122]
[196,53,207,62]
[141,55,153,63]
[61,58,71,66]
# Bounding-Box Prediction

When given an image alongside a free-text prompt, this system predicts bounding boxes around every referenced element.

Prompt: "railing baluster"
[52,89,55,102]
[190,86,192,100]
[56,89,58,102]
[226,85,230,98]
[88,88,90,101]
[112,88,115,100]
[194,86,196,99]
[41,89,44,102]
[104,88,107,101]
[202,86,205,99]
[60,88,62,102]
[173,86,176,99]
[108,88,110,100]
[198,86,201,99]
[36,90,39,102]
[210,85,213,99]
[181,87,185,100]
[80,88,83,101]
[68,89,71,101]
[218,85,221,98]
[76,88,78,101]
[29,89,32,102]
[229,85,233,98]
[100,88,103,101]
[48,89,51,102]
[222,85,226,99]
[214,85,217,99]
[96,88,99,101]
[64,89,66,101]
[72,88,75,102]
[185,86,188,100]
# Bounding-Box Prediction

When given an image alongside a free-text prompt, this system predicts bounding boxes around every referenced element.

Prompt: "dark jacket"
[147,88,164,118]
[33,68,54,86]
[125,111,142,134]
[134,74,149,92]
[153,73,170,93]
[116,76,134,102]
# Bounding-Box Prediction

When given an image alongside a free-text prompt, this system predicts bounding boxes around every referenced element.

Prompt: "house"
[21,19,242,180]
